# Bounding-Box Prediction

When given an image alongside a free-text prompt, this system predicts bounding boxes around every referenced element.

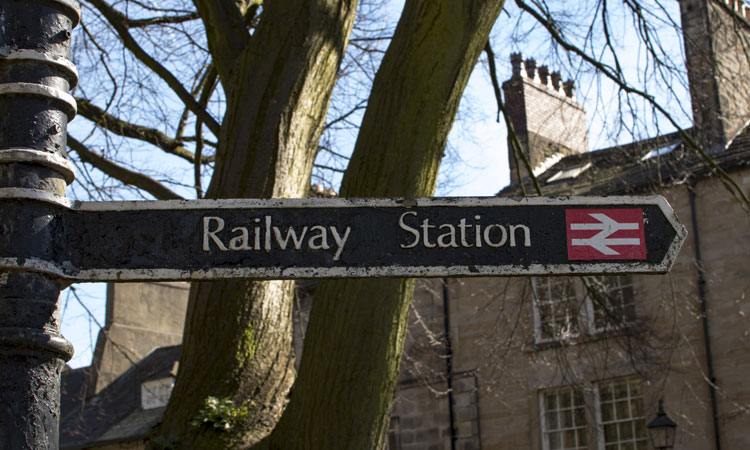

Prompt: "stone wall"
[388,280,483,450]
[390,373,481,450]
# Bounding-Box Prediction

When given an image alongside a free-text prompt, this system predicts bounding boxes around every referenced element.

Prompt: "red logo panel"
[566,208,647,260]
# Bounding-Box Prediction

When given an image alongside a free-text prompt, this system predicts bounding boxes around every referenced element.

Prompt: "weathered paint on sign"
[0,190,686,281]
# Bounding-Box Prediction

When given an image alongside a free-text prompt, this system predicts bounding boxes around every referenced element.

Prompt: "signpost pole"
[0,1,79,447]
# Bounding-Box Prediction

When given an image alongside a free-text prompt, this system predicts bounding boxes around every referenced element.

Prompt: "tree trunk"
[152,1,357,447]
[259,1,503,448]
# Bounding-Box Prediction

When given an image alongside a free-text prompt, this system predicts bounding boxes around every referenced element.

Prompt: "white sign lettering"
[202,216,351,261]
[398,212,531,249]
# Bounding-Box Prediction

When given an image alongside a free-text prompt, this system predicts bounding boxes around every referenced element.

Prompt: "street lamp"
[647,400,678,450]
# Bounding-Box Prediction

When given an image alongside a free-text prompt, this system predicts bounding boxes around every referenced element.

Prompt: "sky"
[60,0,689,369]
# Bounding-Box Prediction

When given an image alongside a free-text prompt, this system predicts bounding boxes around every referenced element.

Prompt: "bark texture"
[259,1,504,449]
[152,0,357,447]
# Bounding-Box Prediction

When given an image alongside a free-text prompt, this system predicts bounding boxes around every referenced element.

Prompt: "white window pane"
[587,276,636,331]
[598,377,648,450]
[532,278,581,342]
[540,387,588,450]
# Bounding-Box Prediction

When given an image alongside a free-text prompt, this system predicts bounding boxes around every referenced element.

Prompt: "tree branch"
[484,41,540,196]
[76,97,214,164]
[68,135,183,200]
[323,99,368,131]
[313,163,346,173]
[125,12,200,28]
[85,0,221,135]
[194,65,219,198]
[191,0,254,85]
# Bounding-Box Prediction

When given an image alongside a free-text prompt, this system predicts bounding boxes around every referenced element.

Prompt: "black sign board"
[0,191,686,281]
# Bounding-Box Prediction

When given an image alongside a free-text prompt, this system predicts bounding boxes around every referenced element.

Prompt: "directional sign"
[0,191,687,281]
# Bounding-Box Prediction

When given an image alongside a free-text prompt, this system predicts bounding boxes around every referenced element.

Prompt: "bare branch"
[176,62,213,140]
[317,145,350,161]
[313,164,346,173]
[84,0,221,135]
[76,97,214,164]
[323,99,368,131]
[68,135,183,200]
[120,1,195,15]
[125,12,201,28]
[194,65,219,198]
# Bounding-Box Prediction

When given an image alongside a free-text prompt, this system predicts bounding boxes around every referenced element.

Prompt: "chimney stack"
[87,282,189,395]
[678,0,750,149]
[502,54,589,183]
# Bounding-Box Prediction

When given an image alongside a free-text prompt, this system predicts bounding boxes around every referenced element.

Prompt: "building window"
[540,386,588,450]
[539,377,647,450]
[597,378,648,450]
[532,277,580,342]
[531,276,634,343]
[585,276,635,332]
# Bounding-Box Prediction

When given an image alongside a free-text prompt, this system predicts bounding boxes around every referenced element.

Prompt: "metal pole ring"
[0,329,74,360]
[1,49,79,89]
[0,149,76,185]
[0,187,75,208]
[0,82,77,119]
[39,0,82,27]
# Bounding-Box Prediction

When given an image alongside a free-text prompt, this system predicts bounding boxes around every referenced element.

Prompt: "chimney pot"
[563,79,575,98]
[524,58,537,79]
[551,71,562,90]
[510,53,523,78]
[538,65,550,85]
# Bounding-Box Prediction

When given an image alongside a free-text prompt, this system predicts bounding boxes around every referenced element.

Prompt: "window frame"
[531,276,635,344]
[583,276,636,333]
[531,277,583,343]
[538,377,648,450]
[539,386,589,450]
[594,377,648,450]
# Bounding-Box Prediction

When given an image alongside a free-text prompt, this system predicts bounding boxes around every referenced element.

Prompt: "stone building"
[60,0,750,448]
[387,1,750,449]
[60,283,188,449]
